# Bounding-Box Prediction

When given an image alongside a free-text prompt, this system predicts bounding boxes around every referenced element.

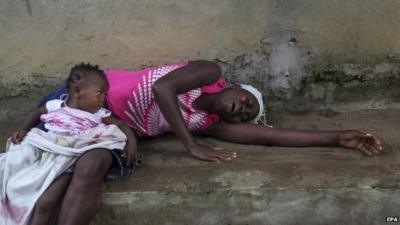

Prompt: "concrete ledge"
[92,109,398,225]
[94,188,399,225]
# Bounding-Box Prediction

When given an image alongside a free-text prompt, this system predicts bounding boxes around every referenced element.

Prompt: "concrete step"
[1,109,399,225]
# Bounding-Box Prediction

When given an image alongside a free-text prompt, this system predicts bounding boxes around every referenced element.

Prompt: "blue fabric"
[37,82,138,181]
[36,83,69,130]
[38,83,69,107]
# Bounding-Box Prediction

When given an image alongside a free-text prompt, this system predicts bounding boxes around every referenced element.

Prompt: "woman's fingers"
[215,150,236,158]
[363,134,383,154]
[123,150,135,166]
[370,135,383,152]
[213,154,232,162]
[362,149,373,156]
[126,152,132,166]
[362,143,378,156]
[204,149,234,162]
[189,144,237,162]
[213,146,237,159]
[201,155,221,162]
[131,152,138,166]
[366,138,381,154]
[214,151,236,161]
[353,130,383,155]
[134,154,140,166]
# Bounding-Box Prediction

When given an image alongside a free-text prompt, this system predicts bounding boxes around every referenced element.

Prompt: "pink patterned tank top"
[105,61,226,136]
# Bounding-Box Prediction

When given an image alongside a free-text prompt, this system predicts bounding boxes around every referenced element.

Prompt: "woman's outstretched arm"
[152,60,235,162]
[201,122,383,156]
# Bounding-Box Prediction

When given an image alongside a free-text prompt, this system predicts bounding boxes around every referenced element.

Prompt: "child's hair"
[66,62,107,89]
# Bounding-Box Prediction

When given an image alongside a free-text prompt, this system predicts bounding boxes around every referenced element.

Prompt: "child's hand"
[122,141,138,166]
[11,129,28,144]
[339,130,383,156]
[188,143,236,162]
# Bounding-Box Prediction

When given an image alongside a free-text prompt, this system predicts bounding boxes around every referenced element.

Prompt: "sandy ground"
[2,108,398,192]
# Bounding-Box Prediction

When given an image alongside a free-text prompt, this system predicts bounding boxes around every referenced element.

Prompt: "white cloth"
[238,84,264,124]
[0,125,126,225]
[42,99,111,136]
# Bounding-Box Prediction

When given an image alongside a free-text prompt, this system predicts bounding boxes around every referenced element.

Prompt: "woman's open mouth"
[231,102,236,113]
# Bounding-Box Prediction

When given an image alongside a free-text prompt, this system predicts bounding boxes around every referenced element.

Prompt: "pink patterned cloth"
[41,100,111,136]
[106,61,227,137]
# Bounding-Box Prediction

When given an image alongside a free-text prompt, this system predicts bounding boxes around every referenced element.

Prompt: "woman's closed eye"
[247,99,253,108]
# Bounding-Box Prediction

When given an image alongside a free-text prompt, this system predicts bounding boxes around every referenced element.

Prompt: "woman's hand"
[188,143,237,162]
[102,116,139,166]
[339,130,383,156]
[122,141,138,166]
[11,129,29,144]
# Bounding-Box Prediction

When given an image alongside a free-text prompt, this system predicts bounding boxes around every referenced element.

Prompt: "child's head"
[67,63,109,113]
[214,84,264,124]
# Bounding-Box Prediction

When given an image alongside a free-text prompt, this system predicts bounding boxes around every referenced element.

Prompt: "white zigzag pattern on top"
[124,65,181,136]
[123,64,214,135]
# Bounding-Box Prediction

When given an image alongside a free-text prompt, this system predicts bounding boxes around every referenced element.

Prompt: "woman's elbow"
[191,60,221,76]
[152,80,161,93]
[152,80,169,97]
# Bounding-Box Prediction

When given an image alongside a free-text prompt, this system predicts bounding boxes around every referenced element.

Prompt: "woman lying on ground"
[31,60,382,225]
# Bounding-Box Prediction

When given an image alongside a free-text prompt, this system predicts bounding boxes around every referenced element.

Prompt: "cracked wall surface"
[1,0,400,119]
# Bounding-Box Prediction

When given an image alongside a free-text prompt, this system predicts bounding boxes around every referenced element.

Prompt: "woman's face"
[216,87,260,123]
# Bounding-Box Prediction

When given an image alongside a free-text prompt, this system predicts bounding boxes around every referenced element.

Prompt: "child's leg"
[31,173,72,225]
[57,149,113,225]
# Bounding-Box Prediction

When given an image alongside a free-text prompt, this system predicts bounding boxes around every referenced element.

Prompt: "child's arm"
[11,106,47,144]
[102,116,138,166]
[152,60,235,162]
[201,122,383,156]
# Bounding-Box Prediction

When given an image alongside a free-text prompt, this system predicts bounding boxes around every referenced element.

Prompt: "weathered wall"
[1,0,400,118]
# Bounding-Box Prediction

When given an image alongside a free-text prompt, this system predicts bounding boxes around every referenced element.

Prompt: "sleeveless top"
[105,61,226,136]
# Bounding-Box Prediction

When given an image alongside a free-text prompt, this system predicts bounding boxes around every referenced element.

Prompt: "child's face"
[78,75,109,113]
[216,87,260,123]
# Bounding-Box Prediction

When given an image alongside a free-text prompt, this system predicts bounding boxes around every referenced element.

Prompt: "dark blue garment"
[36,83,69,130]
[37,82,138,181]
[38,83,69,107]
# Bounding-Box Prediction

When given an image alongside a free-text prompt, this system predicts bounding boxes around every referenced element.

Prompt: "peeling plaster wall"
[0,0,270,73]
[1,0,400,119]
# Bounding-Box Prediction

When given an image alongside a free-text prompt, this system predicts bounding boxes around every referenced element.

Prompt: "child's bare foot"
[339,130,383,156]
